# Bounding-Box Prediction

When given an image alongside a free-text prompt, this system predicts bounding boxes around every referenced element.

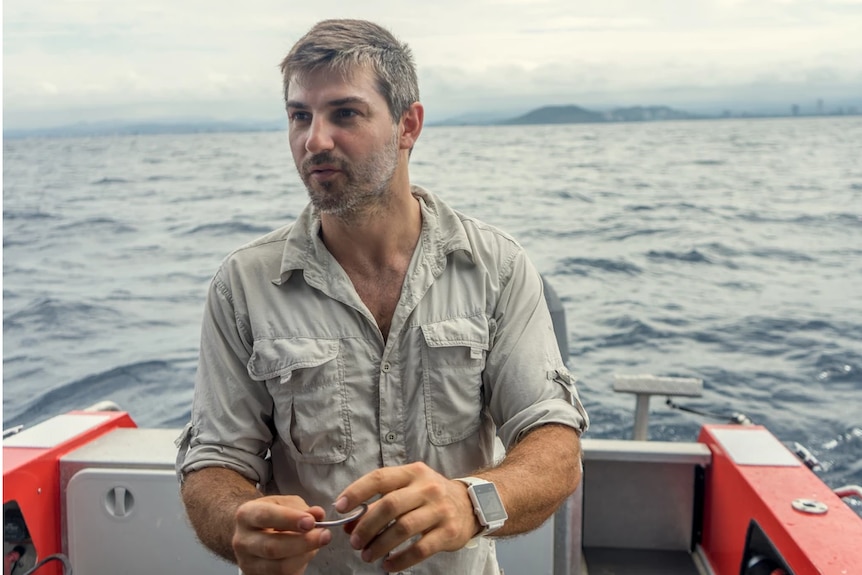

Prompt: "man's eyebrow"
[286,96,370,109]
[328,96,370,107]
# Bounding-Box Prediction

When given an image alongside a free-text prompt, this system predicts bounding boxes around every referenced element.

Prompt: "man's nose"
[305,117,335,154]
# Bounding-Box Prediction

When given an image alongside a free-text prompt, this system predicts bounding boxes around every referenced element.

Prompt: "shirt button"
[381,362,391,373]
[385,432,397,443]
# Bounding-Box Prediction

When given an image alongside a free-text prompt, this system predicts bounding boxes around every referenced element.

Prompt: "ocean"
[3,117,861,515]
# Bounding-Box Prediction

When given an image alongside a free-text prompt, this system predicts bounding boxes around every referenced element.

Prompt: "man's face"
[286,67,401,219]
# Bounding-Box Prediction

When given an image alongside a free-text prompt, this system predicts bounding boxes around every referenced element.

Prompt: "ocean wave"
[625,202,711,213]
[146,175,190,181]
[56,216,137,234]
[747,247,815,263]
[815,354,860,384]
[556,256,642,276]
[5,359,189,428]
[181,221,275,236]
[647,249,712,263]
[595,316,671,348]
[606,227,670,241]
[3,208,57,221]
[4,297,122,333]
[547,189,594,202]
[736,211,862,227]
[793,213,862,227]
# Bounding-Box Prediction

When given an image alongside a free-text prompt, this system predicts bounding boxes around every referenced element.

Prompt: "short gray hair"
[280,19,420,123]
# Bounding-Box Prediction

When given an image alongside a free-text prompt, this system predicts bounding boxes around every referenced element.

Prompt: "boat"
[4,284,862,575]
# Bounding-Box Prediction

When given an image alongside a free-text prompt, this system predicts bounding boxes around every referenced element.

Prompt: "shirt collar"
[273,185,473,285]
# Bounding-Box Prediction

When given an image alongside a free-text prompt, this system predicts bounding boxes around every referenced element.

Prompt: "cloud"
[3,0,861,128]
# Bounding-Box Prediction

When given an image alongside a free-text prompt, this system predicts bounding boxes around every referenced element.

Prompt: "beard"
[300,131,400,220]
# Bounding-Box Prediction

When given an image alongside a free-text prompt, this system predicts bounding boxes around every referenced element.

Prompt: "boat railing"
[613,374,705,440]
[834,485,862,500]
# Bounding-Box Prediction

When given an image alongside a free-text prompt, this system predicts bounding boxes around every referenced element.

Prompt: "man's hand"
[232,495,331,575]
[335,462,479,572]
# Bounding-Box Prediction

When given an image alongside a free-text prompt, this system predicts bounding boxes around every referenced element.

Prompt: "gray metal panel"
[582,460,697,550]
[66,467,235,575]
[497,518,554,575]
[494,433,564,575]
[583,547,702,575]
[60,427,181,470]
[583,439,711,465]
[554,482,584,575]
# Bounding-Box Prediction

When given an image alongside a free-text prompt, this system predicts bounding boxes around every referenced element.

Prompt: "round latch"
[105,486,135,518]
[791,498,828,514]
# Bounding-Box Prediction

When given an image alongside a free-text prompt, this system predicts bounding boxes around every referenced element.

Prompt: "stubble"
[301,130,400,222]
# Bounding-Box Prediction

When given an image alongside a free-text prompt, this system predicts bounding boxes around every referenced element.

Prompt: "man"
[177,19,588,575]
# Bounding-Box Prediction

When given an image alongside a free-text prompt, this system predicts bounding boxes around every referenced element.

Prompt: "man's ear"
[399,102,424,150]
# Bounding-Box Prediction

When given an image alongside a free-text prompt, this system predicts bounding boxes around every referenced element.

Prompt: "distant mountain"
[501,104,699,125]
[4,119,285,139]
[503,105,605,125]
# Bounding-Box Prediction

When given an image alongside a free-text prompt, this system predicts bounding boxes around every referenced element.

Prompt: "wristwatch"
[454,477,508,536]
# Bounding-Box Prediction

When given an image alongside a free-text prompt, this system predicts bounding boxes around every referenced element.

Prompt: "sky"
[3,0,862,129]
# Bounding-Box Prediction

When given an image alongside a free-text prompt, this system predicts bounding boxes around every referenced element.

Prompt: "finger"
[336,466,415,512]
[236,499,325,533]
[238,537,325,575]
[348,489,425,551]
[359,505,439,564]
[234,526,332,563]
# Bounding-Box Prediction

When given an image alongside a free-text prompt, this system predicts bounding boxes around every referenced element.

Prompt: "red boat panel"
[3,411,136,575]
[699,424,862,575]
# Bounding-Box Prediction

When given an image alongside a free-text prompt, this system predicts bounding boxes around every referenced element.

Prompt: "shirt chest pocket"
[420,314,490,446]
[248,338,352,464]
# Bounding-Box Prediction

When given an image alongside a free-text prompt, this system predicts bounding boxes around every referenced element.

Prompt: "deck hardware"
[791,498,828,515]
[105,486,135,518]
[613,375,703,440]
[833,485,862,500]
[2,425,24,438]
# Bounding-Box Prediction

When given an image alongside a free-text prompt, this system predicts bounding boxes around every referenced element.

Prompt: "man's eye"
[290,111,310,122]
[337,109,359,119]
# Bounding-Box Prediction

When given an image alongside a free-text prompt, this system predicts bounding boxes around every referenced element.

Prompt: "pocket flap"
[422,315,489,351]
[420,314,489,351]
[247,338,339,381]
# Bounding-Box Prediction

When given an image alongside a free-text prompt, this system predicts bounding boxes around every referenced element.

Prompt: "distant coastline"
[438,103,861,127]
[4,103,860,139]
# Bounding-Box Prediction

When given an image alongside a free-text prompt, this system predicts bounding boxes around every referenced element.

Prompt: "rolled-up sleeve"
[484,250,589,449]
[176,269,274,485]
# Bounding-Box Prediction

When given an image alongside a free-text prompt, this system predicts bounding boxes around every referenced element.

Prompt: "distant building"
[817,99,824,114]
[791,104,800,116]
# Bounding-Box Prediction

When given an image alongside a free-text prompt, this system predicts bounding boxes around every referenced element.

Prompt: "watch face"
[473,482,508,522]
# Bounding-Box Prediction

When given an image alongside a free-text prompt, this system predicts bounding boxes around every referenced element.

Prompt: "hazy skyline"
[4,0,862,130]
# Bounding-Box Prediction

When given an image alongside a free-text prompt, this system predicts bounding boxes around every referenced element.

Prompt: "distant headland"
[436,102,860,127]
[499,104,698,125]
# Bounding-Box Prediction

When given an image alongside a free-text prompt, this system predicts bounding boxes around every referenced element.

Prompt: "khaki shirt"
[177,187,589,574]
